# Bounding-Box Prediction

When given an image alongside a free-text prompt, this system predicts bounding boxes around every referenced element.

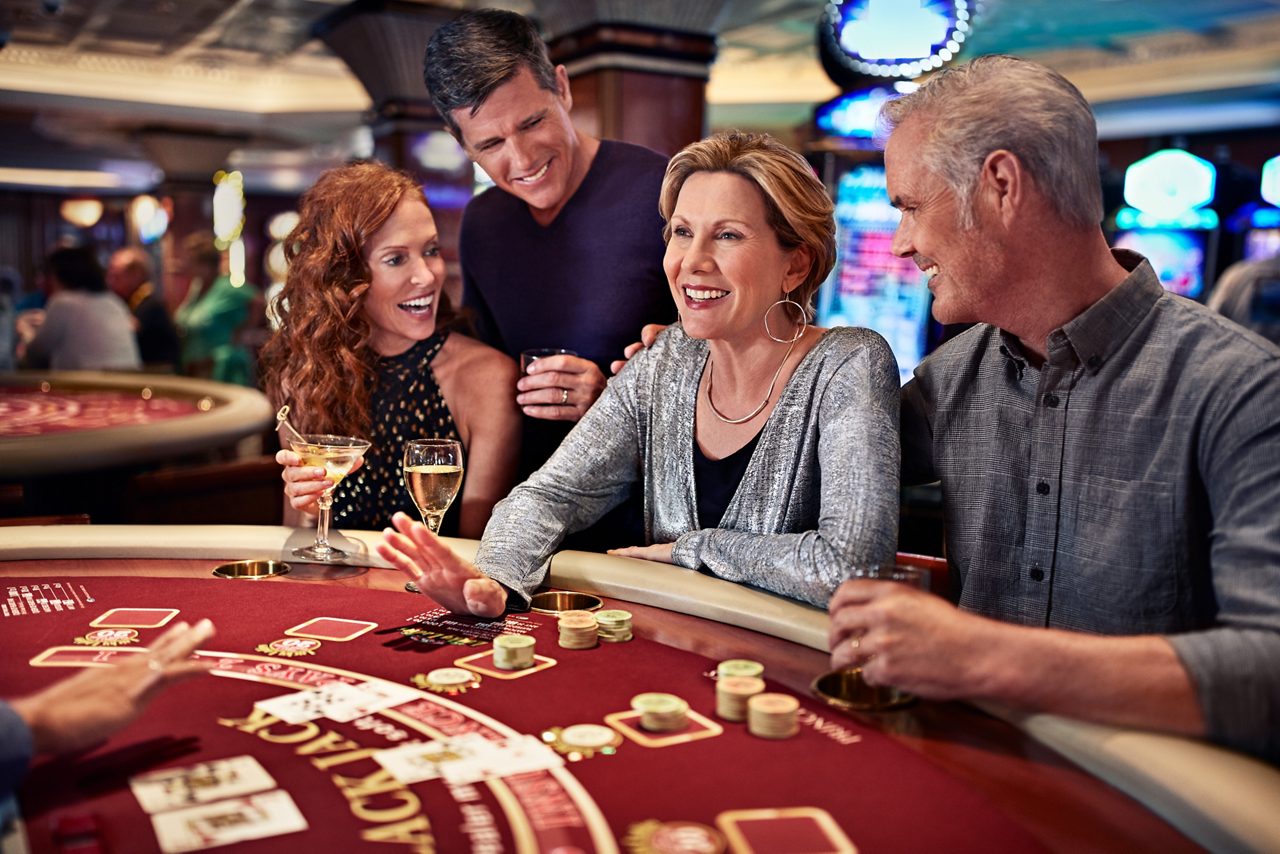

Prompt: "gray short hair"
[880,55,1103,229]
[423,9,559,141]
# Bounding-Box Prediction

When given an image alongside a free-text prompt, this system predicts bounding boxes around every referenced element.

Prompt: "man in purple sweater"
[424,9,673,546]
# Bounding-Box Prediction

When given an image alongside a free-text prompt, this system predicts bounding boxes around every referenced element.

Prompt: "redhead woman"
[260,161,520,538]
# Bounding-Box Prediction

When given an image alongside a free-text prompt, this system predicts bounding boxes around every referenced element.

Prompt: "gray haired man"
[828,55,1280,761]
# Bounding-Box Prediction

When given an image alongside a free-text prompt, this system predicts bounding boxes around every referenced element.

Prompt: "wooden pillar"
[549,24,717,157]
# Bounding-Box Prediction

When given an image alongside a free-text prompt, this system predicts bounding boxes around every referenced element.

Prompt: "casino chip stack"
[716,676,766,721]
[595,609,633,643]
[558,610,599,650]
[493,634,536,670]
[747,693,800,740]
[631,693,689,733]
[717,659,764,680]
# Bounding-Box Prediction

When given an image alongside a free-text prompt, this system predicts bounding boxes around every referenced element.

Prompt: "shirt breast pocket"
[1056,476,1182,631]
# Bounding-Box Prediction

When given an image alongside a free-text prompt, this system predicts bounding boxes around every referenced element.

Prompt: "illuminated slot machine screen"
[816,165,931,384]
[1243,227,1280,262]
[1111,228,1216,300]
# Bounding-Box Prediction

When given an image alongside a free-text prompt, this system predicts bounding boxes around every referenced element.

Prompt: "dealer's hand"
[607,543,675,564]
[377,512,507,618]
[10,618,216,755]
[517,353,606,422]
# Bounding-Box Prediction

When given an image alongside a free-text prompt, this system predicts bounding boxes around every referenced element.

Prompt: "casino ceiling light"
[59,198,104,229]
[212,170,246,249]
[818,0,980,86]
[0,167,122,190]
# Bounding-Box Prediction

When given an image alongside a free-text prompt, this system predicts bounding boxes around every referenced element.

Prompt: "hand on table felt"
[517,353,606,422]
[9,618,216,756]
[377,512,507,618]
[276,448,366,515]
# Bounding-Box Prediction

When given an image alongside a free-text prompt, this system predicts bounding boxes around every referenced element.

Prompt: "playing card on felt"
[252,682,363,724]
[373,733,495,785]
[322,680,420,722]
[150,789,307,853]
[130,756,276,814]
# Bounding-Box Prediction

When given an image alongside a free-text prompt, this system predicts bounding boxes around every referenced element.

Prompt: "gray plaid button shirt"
[903,250,1280,760]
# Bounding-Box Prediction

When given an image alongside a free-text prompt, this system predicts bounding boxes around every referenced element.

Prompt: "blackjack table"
[3,525,1279,854]
[0,371,273,478]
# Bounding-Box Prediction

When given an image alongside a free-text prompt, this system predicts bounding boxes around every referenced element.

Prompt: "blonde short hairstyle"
[659,132,835,317]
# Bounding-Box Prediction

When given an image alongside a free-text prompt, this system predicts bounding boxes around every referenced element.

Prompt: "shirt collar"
[1059,249,1163,374]
[994,249,1161,376]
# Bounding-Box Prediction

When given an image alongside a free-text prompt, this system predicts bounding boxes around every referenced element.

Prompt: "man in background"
[106,246,180,370]
[424,9,673,547]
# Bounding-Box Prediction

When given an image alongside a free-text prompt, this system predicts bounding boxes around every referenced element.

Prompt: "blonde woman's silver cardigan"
[475,324,901,608]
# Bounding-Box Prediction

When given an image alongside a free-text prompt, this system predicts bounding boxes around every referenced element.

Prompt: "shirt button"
[1029,566,1045,582]
[1044,392,1060,407]
[1036,481,1050,495]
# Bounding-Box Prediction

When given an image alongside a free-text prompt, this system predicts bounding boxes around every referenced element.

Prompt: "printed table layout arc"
[4,576,1048,853]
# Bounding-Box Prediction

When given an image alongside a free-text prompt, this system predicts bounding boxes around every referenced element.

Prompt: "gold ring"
[560,388,569,405]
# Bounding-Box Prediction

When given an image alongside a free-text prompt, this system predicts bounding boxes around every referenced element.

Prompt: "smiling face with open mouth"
[885,116,1001,326]
[361,195,447,357]
[663,171,808,346]
[452,65,586,223]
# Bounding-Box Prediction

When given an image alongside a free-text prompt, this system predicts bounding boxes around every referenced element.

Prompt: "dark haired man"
[424,9,673,548]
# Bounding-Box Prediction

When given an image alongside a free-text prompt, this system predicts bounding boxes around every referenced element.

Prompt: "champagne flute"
[403,438,464,534]
[290,433,372,562]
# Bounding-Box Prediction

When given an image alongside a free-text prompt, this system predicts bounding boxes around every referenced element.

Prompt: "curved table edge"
[0,371,274,477]
[2,523,1277,852]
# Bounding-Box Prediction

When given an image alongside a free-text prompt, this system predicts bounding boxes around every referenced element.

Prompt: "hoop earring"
[763,296,807,344]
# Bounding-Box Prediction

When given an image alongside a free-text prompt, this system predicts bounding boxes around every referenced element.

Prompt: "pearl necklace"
[705,336,798,425]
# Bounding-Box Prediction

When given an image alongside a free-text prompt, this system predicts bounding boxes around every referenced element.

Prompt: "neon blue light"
[823,0,971,79]
[839,0,949,60]
[1115,207,1218,230]
[1251,207,1280,229]
[1123,149,1216,218]
[815,88,898,139]
[1262,156,1280,207]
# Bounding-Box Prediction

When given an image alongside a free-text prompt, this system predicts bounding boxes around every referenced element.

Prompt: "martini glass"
[290,433,372,562]
[402,438,464,534]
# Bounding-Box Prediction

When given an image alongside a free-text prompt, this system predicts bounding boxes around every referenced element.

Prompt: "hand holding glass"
[814,564,929,712]
[403,439,464,534]
[290,434,371,562]
[520,348,577,374]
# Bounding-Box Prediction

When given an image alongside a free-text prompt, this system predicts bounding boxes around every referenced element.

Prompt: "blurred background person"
[106,246,180,371]
[262,161,520,538]
[173,232,258,385]
[1208,254,1280,346]
[0,266,17,372]
[17,247,141,371]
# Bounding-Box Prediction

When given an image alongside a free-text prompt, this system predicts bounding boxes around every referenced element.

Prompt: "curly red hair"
[259,161,457,436]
